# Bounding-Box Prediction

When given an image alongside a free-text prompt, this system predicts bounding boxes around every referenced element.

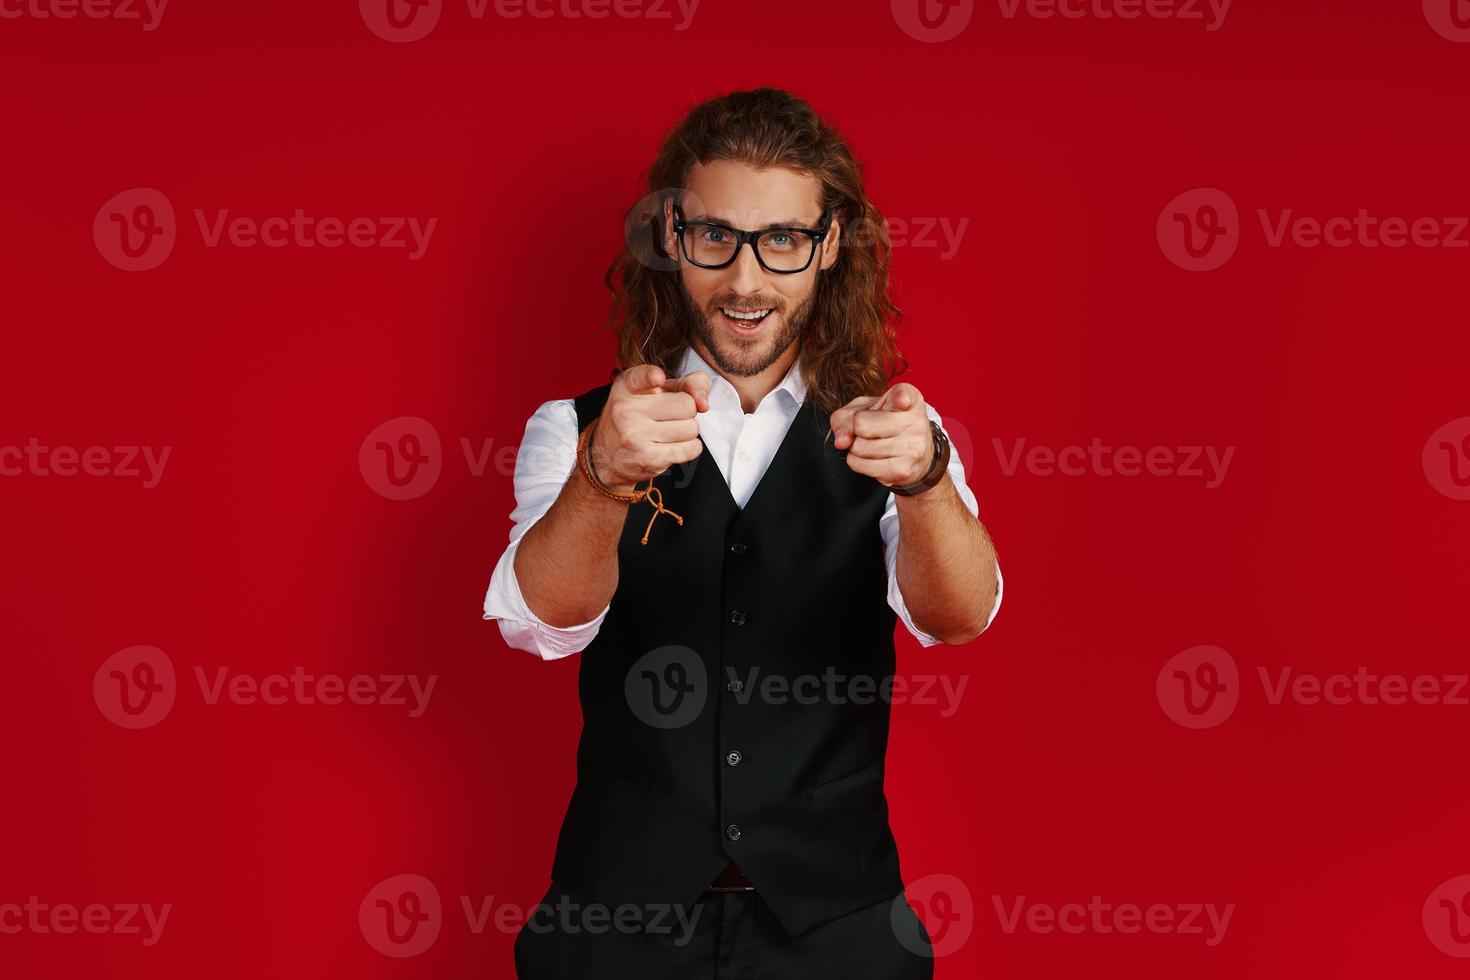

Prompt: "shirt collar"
[675,344,807,410]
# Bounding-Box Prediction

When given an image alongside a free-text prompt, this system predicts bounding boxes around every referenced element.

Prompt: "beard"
[675,276,817,378]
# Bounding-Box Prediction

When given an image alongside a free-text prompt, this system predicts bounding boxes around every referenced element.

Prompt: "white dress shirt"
[483,345,1003,660]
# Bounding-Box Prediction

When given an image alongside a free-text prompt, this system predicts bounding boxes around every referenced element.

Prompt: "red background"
[4,0,1470,976]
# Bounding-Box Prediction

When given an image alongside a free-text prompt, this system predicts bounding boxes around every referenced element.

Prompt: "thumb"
[663,370,712,413]
[618,363,667,395]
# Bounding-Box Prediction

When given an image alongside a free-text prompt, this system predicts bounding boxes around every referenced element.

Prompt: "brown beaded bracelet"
[885,420,951,496]
[576,419,684,545]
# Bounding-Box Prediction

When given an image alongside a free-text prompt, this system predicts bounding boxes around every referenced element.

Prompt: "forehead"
[682,159,823,226]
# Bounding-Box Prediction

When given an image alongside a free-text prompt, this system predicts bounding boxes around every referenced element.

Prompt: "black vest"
[548,379,905,939]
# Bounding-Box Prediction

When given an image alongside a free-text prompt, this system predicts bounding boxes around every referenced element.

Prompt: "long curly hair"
[602,87,908,419]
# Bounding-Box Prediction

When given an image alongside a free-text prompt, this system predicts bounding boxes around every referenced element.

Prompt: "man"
[484,87,1002,979]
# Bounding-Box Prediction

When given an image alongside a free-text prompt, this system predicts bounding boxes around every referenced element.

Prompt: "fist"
[590,363,711,491]
[828,383,939,489]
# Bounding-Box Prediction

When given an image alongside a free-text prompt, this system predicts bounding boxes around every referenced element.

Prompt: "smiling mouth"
[719,307,773,332]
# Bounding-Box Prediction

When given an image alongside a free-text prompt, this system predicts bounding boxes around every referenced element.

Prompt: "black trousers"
[513,881,934,979]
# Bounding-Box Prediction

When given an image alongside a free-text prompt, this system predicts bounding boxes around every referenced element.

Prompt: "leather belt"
[706,861,755,893]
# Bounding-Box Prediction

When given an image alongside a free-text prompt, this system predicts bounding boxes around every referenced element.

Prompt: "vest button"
[729,609,747,626]
[725,750,743,767]
[729,541,747,554]
[726,824,743,841]
[726,678,744,694]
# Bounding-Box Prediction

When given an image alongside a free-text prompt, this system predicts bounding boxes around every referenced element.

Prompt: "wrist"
[587,419,637,492]
[886,420,951,497]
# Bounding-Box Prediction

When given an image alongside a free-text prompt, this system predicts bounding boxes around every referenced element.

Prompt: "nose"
[723,240,766,297]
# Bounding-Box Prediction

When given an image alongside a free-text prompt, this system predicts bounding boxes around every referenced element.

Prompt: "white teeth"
[722,308,771,321]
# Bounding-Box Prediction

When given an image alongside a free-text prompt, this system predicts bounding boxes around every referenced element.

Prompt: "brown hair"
[602,87,908,419]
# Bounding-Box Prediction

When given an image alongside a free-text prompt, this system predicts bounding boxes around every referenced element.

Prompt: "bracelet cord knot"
[576,419,684,545]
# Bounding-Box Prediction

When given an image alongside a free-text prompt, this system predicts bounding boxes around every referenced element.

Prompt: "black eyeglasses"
[671,204,833,274]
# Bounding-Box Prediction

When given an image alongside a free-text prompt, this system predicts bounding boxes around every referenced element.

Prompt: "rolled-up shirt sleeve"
[483,397,611,661]
[881,403,1003,647]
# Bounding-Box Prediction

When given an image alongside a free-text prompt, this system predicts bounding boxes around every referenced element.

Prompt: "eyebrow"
[685,214,823,231]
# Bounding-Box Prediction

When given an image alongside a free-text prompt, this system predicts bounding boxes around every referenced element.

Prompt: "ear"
[818,213,842,272]
[660,196,681,263]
